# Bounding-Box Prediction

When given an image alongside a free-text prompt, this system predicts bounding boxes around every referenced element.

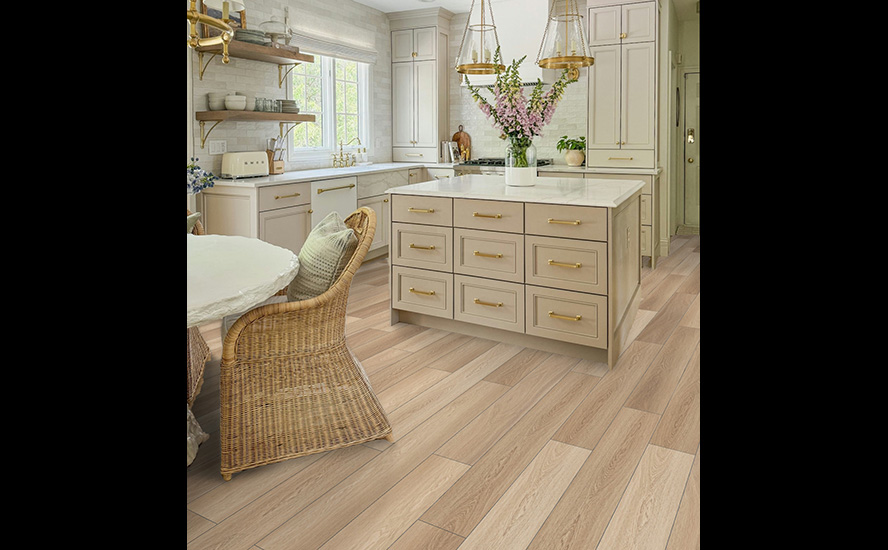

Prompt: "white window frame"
[287,53,370,163]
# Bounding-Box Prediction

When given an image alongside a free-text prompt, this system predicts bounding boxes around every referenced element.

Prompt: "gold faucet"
[332,137,361,168]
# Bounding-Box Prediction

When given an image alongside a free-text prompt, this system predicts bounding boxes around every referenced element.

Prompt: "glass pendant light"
[455,0,505,75]
[536,0,594,79]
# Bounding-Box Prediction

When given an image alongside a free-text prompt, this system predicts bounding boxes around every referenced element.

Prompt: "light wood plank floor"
[187,235,700,550]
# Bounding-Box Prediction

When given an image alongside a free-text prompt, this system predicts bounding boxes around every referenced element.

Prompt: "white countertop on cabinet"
[212,162,453,188]
[386,174,644,208]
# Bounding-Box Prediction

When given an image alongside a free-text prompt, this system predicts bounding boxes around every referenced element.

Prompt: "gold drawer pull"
[408,207,435,213]
[409,287,436,296]
[608,157,634,160]
[473,212,502,219]
[274,191,301,200]
[548,259,582,269]
[405,153,423,157]
[548,218,581,225]
[474,298,503,308]
[317,183,356,194]
[548,311,582,321]
[409,243,436,250]
[473,250,503,259]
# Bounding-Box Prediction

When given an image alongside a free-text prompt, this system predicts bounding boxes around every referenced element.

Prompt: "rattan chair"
[187,210,211,407]
[219,207,391,480]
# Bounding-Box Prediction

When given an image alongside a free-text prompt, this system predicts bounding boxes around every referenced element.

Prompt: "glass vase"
[505,138,537,187]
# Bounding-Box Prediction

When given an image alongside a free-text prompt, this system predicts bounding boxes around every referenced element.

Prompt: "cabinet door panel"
[414,60,437,148]
[622,2,656,44]
[392,62,415,147]
[588,5,621,46]
[587,45,621,149]
[259,204,311,255]
[413,27,437,60]
[392,29,415,62]
[621,42,655,149]
[311,177,358,228]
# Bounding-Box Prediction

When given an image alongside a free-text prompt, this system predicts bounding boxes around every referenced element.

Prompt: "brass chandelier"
[455,0,505,75]
[186,0,234,64]
[536,0,594,79]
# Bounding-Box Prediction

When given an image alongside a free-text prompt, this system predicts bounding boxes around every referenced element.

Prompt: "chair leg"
[222,473,232,481]
[385,432,394,442]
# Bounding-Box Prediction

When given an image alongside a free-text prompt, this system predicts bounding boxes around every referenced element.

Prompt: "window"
[290,53,369,158]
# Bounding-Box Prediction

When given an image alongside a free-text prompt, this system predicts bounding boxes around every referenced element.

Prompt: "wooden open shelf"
[196,111,315,123]
[196,39,314,65]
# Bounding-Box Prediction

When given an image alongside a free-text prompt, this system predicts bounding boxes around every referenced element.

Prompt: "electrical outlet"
[208,140,227,155]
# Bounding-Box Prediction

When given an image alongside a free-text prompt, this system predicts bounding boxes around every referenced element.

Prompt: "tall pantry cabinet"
[389,9,451,163]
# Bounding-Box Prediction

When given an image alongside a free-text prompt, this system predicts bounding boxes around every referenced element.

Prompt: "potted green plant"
[556,135,586,167]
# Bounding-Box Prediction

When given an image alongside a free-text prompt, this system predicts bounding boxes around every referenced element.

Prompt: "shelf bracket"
[199,120,223,148]
[197,51,220,80]
[279,121,302,140]
[278,64,299,88]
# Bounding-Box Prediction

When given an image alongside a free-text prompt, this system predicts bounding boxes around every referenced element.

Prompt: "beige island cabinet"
[386,174,644,369]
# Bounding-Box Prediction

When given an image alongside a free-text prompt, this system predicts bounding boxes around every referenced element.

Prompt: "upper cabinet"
[392,27,437,62]
[588,2,656,46]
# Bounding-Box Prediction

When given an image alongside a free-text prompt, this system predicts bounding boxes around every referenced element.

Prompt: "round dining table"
[186,233,300,465]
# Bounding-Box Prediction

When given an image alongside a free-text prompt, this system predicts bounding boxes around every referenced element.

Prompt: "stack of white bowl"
[224,94,247,110]
[240,92,255,111]
[208,92,227,111]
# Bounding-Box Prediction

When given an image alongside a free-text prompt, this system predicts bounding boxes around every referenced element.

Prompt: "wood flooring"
[187,234,700,550]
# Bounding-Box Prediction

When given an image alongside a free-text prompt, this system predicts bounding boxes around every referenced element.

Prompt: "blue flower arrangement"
[187,157,218,194]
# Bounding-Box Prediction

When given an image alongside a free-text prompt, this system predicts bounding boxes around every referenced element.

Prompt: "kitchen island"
[386,174,644,369]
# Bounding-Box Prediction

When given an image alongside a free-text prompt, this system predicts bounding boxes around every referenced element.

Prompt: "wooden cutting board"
[452,125,471,161]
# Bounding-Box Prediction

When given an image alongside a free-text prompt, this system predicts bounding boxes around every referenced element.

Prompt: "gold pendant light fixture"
[455,0,505,75]
[186,0,235,64]
[536,0,594,80]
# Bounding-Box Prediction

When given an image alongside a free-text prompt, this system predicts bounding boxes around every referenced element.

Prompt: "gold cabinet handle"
[547,218,581,225]
[548,259,582,268]
[548,311,582,321]
[406,153,423,156]
[317,183,356,194]
[474,298,503,308]
[383,198,389,203]
[409,287,435,296]
[409,243,436,250]
[473,250,503,259]
[473,212,502,219]
[620,32,627,39]
[608,157,634,160]
[274,191,301,200]
[408,207,435,213]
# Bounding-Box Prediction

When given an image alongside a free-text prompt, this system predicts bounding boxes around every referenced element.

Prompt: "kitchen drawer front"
[454,228,524,284]
[391,222,453,272]
[393,147,438,162]
[525,285,607,349]
[390,194,453,226]
[453,198,524,233]
[525,235,607,295]
[585,149,655,169]
[525,203,607,241]
[454,275,525,333]
[640,194,652,226]
[392,266,453,319]
[258,181,311,212]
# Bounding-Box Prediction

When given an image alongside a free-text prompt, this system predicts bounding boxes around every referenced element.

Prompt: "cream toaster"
[221,151,269,179]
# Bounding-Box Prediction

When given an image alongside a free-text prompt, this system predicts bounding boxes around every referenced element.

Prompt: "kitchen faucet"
[332,137,361,168]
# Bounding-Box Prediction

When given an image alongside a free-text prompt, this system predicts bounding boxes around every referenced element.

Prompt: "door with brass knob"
[683,72,700,229]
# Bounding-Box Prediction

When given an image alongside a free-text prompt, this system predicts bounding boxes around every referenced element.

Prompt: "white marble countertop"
[212,162,454,188]
[386,174,644,208]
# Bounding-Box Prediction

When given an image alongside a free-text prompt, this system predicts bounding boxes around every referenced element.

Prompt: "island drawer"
[391,222,453,272]
[453,198,524,233]
[525,285,607,349]
[390,194,453,226]
[454,228,524,284]
[258,181,311,211]
[525,235,607,295]
[525,203,607,241]
[454,275,525,333]
[392,266,453,319]
[584,149,655,169]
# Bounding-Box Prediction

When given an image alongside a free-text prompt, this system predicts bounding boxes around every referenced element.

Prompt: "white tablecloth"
[187,234,299,328]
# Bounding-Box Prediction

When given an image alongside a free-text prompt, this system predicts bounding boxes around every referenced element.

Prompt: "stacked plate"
[280,99,300,114]
[234,28,267,45]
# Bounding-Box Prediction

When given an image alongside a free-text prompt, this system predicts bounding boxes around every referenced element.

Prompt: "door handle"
[686,128,695,143]
[317,183,356,194]
[687,158,694,163]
